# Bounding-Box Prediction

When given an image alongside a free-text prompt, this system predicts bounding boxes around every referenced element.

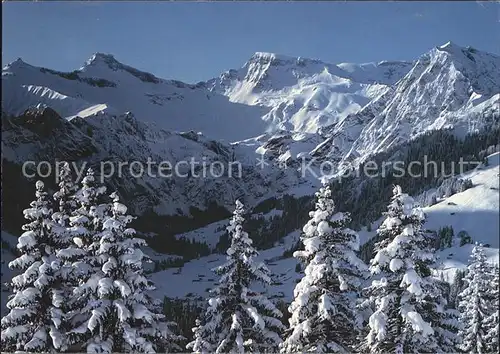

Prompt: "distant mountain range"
[1,41,498,215]
[4,40,499,167]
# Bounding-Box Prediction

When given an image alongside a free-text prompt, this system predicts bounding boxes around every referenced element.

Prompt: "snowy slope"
[426,153,499,249]
[355,152,500,278]
[175,219,228,250]
[362,152,499,270]
[150,230,301,301]
[427,152,500,280]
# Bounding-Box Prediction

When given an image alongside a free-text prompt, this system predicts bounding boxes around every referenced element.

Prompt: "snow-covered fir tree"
[50,162,80,348]
[483,264,499,353]
[56,168,109,350]
[188,200,284,353]
[60,172,182,353]
[361,185,456,353]
[280,177,367,353]
[431,279,461,353]
[83,191,181,352]
[1,180,68,352]
[449,269,467,308]
[186,318,211,354]
[458,244,497,354]
[57,168,108,270]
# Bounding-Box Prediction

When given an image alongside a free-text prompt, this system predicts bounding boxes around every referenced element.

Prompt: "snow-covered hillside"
[150,230,302,301]
[427,152,500,280]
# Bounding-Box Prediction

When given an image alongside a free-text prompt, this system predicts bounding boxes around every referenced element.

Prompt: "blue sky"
[3,1,499,83]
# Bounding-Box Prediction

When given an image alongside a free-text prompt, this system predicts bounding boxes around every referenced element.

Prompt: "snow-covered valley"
[147,152,500,301]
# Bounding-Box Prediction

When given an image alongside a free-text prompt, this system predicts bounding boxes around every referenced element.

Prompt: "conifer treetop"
[281,179,367,353]
[362,185,446,353]
[189,200,284,353]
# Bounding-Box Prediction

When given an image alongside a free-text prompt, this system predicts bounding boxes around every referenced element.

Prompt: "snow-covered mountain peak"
[78,52,164,85]
[3,42,499,172]
[246,51,323,68]
[421,41,500,97]
[205,51,414,134]
[432,41,500,62]
[239,51,327,92]
[2,54,274,141]
[248,51,289,62]
[8,57,26,66]
[83,52,121,69]
[2,57,32,72]
[313,42,500,169]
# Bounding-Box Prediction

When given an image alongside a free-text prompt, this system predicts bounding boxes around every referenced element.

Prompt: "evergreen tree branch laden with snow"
[84,191,182,353]
[188,200,284,353]
[50,162,81,349]
[186,318,211,354]
[280,177,368,353]
[52,162,79,232]
[430,278,461,353]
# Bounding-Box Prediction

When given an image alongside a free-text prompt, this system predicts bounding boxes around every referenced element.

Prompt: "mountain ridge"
[2,40,499,219]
